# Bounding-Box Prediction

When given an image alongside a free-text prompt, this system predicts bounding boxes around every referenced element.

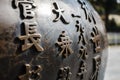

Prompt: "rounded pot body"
[0,0,108,80]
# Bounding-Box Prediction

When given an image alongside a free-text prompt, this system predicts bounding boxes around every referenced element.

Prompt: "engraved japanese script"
[90,55,101,80]
[77,61,87,80]
[79,46,88,60]
[19,22,44,51]
[71,13,88,80]
[57,66,72,80]
[12,0,44,51]
[77,0,96,24]
[13,0,36,19]
[56,31,73,58]
[52,2,69,24]
[75,20,87,45]
[19,64,42,80]
[91,26,101,53]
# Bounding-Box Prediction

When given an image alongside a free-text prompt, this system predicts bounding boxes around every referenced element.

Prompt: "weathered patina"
[0,0,108,80]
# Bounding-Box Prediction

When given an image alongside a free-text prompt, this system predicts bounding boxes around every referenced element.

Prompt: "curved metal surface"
[0,0,108,80]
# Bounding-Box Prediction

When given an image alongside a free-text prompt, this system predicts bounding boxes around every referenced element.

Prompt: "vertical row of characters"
[77,0,102,80]
[11,0,102,80]
[54,0,102,80]
[12,0,43,80]
[12,0,44,52]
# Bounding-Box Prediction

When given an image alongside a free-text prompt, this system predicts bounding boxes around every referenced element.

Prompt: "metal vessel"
[0,0,108,80]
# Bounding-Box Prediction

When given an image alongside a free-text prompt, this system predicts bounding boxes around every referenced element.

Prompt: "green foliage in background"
[89,0,120,32]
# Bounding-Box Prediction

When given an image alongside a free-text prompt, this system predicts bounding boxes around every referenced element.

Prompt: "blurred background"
[89,0,120,80]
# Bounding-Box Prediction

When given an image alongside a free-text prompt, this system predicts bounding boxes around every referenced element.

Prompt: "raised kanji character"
[77,0,96,24]
[19,64,42,80]
[77,61,87,80]
[75,20,87,45]
[12,0,36,19]
[90,55,101,80]
[52,2,69,24]
[79,46,88,60]
[57,66,72,80]
[56,31,73,58]
[19,21,44,51]
[91,26,101,53]
[71,14,81,18]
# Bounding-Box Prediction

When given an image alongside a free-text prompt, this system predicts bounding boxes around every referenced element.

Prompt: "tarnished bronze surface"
[0,0,108,80]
